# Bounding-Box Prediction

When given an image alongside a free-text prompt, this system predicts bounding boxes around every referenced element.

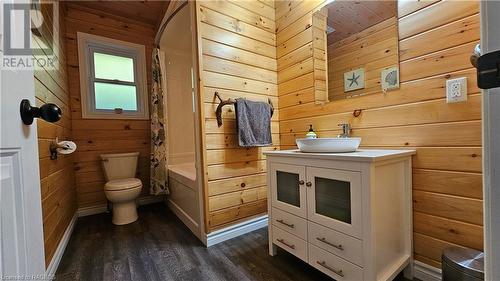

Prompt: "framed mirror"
[312,0,399,103]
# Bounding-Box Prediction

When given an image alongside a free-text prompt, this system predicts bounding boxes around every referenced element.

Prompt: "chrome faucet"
[337,123,351,138]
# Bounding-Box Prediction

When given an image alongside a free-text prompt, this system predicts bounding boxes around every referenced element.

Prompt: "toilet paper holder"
[49,138,77,160]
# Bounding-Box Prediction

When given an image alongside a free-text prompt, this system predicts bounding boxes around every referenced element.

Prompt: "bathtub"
[169,163,196,184]
[167,163,201,236]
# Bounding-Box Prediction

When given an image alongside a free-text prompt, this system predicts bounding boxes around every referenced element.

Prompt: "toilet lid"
[105,178,142,191]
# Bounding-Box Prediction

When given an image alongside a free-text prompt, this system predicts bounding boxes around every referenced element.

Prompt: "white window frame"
[77,32,149,119]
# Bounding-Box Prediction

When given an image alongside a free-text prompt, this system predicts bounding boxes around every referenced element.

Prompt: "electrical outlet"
[446,77,468,103]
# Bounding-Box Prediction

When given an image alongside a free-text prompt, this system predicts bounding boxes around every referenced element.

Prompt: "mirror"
[312,0,399,103]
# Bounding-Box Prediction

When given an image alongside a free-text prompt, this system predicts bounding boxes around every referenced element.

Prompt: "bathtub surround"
[150,48,170,195]
[159,3,205,240]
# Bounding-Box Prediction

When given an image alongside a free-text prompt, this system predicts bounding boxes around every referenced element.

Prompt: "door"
[306,167,362,238]
[480,1,500,279]
[270,163,307,218]
[0,1,46,277]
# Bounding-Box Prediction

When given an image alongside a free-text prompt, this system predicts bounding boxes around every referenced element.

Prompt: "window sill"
[81,113,150,120]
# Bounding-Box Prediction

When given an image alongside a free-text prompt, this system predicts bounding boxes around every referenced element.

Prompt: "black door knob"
[20,99,62,125]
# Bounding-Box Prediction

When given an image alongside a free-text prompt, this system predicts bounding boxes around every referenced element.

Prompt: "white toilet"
[100,152,143,225]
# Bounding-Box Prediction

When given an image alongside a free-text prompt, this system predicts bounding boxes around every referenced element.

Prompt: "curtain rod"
[154,1,189,49]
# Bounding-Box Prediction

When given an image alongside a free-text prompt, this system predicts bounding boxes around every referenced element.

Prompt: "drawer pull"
[317,261,344,277]
[299,180,305,185]
[316,237,344,251]
[306,182,312,187]
[276,238,295,249]
[276,219,295,228]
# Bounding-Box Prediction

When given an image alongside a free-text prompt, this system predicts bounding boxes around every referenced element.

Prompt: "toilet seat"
[104,178,142,191]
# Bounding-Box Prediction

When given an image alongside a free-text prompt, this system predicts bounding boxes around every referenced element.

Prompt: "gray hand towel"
[235,98,272,147]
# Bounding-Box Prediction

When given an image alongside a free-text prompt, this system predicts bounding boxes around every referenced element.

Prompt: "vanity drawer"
[272,226,308,261]
[308,244,363,281]
[272,208,307,239]
[308,222,363,266]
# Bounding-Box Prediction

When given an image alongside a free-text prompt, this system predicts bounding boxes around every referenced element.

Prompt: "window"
[77,32,149,119]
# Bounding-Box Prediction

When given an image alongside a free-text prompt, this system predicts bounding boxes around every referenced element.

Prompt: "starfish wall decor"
[344,68,365,92]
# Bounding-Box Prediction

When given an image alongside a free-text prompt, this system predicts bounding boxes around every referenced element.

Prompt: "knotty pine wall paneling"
[196,0,279,231]
[34,2,76,266]
[275,0,481,268]
[65,3,155,209]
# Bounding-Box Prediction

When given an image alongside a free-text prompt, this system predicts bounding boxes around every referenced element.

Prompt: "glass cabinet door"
[306,167,362,238]
[270,163,307,218]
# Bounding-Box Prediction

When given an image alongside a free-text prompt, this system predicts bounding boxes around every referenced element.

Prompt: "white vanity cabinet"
[264,149,416,281]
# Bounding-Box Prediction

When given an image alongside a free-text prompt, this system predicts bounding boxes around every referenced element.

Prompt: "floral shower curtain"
[150,48,169,195]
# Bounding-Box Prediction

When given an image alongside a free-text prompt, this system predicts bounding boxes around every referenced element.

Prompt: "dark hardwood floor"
[56,203,411,281]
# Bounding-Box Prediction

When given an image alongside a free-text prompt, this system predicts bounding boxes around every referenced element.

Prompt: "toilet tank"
[100,152,140,181]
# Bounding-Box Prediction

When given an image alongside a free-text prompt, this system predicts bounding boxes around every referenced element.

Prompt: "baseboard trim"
[77,204,107,217]
[414,260,442,281]
[45,213,78,279]
[77,195,164,217]
[206,215,268,247]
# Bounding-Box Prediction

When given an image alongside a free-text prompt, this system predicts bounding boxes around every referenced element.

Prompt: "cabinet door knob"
[306,182,312,187]
[298,180,305,185]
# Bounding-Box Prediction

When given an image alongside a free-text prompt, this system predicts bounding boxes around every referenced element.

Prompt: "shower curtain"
[150,48,169,195]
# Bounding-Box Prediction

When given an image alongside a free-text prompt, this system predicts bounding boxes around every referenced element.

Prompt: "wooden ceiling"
[324,0,397,44]
[68,0,170,29]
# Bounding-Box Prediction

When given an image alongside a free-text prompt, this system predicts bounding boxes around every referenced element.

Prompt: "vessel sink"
[296,138,361,153]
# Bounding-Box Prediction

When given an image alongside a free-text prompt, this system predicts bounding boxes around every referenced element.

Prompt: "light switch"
[446,77,468,103]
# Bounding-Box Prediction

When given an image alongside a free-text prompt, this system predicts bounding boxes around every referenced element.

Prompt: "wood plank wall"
[34,2,77,266]
[64,3,156,209]
[276,0,481,268]
[327,17,399,101]
[196,0,279,231]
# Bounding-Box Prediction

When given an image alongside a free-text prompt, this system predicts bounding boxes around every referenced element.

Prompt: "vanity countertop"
[263,149,416,162]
